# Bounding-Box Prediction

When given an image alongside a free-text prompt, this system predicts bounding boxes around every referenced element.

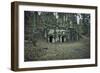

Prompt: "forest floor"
[24,39,90,61]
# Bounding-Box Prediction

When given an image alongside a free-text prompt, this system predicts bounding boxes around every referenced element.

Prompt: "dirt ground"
[24,39,90,61]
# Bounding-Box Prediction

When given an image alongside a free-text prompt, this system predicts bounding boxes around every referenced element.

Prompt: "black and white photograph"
[24,11,91,61]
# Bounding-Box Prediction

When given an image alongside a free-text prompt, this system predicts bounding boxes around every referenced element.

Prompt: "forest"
[24,11,90,61]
